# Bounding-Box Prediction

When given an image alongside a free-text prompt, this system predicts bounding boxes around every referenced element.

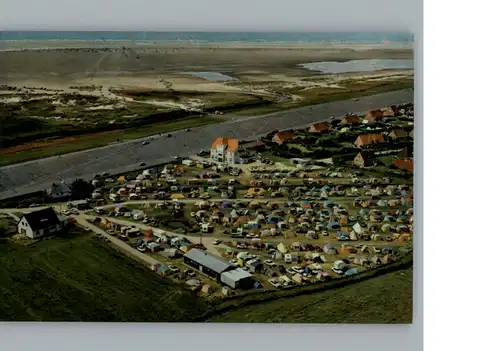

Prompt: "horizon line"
[0,29,414,34]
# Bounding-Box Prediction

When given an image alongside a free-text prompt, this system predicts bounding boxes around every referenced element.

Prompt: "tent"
[323,243,337,254]
[306,231,318,240]
[338,231,350,240]
[344,268,359,276]
[291,241,306,251]
[249,200,261,209]
[354,256,369,266]
[353,222,364,234]
[272,251,283,260]
[349,231,358,241]
[327,221,341,230]
[201,285,213,294]
[382,254,394,264]
[371,255,382,265]
[117,175,126,182]
[381,223,394,233]
[171,193,185,199]
[292,273,303,284]
[277,242,288,254]
[260,229,271,237]
[323,200,337,209]
[333,260,346,272]
[267,215,283,224]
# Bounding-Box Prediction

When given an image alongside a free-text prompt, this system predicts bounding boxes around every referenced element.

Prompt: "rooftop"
[221,267,253,281]
[211,137,239,152]
[22,207,61,231]
[184,248,234,274]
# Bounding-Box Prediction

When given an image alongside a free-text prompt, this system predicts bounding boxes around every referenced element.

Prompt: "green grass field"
[0,116,224,167]
[0,232,208,321]
[0,230,413,322]
[208,267,413,324]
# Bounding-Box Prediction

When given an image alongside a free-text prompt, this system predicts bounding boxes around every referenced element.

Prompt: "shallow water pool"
[183,71,237,81]
[299,59,414,74]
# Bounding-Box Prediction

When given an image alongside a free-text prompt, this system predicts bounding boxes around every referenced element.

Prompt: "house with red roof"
[309,122,330,133]
[272,131,297,144]
[354,133,386,148]
[392,158,414,173]
[210,137,239,166]
[364,109,384,123]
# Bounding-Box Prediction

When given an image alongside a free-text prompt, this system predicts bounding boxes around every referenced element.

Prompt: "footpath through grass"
[0,232,208,322]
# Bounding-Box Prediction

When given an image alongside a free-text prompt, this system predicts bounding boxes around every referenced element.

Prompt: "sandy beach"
[0,41,412,89]
[0,39,413,51]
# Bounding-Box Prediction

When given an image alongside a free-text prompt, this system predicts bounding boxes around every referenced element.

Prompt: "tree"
[70,179,94,200]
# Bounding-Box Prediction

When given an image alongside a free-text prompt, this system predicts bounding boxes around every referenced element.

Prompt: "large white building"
[210,137,239,166]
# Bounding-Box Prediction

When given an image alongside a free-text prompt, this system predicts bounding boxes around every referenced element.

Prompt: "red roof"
[310,122,330,132]
[392,158,414,172]
[211,137,239,152]
[274,131,297,143]
[365,109,384,121]
[355,133,386,147]
[341,115,361,125]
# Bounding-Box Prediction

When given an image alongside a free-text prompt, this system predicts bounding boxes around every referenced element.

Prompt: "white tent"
[333,260,346,271]
[353,222,364,235]
[323,243,337,254]
[292,273,303,284]
[272,251,283,261]
[349,231,358,241]
[277,242,288,254]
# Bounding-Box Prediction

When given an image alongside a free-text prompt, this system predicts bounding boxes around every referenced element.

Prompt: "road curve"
[0,89,413,200]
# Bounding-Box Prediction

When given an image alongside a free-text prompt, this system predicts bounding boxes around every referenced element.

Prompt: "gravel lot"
[0,89,413,200]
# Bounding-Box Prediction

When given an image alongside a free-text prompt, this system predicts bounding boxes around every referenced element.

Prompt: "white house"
[17,207,65,239]
[47,181,71,200]
[210,137,239,166]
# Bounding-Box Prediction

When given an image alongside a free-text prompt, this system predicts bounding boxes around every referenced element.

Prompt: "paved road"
[0,89,413,200]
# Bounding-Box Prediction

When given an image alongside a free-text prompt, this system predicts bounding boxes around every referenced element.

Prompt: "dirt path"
[100,216,227,255]
[74,214,159,265]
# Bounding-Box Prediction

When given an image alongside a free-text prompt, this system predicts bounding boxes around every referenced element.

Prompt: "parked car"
[185,269,196,277]
[170,266,180,273]
[268,279,281,288]
[213,239,221,245]
[141,141,149,146]
[139,162,147,166]
[264,260,276,267]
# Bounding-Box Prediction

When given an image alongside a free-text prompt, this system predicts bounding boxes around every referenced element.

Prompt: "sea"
[0,31,413,48]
